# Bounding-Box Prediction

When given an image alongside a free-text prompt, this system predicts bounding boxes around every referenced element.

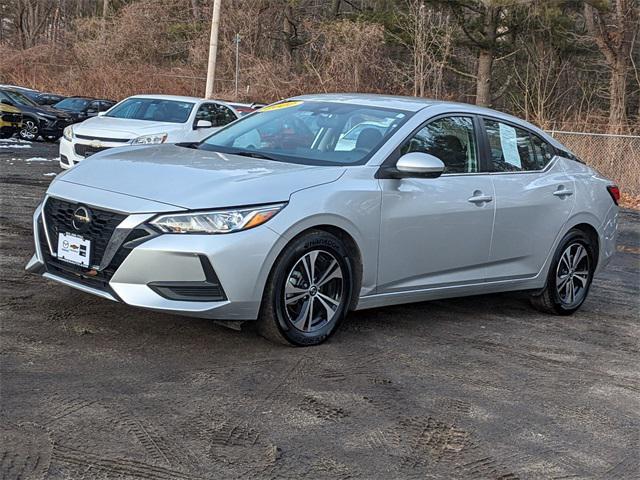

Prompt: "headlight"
[63,125,73,141]
[149,203,286,234]
[131,133,168,145]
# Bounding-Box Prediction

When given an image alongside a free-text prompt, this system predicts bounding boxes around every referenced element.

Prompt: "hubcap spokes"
[284,250,343,332]
[556,243,590,305]
[21,121,37,140]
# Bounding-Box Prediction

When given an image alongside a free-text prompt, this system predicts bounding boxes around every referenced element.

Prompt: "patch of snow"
[0,137,31,144]
[25,157,56,162]
[0,144,31,149]
[43,172,57,177]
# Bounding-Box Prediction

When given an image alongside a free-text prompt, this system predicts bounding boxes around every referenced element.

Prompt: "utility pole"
[234,33,241,99]
[205,0,222,99]
[101,0,109,40]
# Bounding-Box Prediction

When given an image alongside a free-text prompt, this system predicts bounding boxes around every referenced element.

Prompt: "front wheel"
[19,118,39,141]
[258,230,353,346]
[530,229,595,315]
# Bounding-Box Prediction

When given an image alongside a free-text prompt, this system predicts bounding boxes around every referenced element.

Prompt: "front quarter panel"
[266,167,382,297]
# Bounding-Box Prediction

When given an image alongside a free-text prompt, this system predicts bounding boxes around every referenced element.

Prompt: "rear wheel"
[257,230,353,346]
[530,229,595,315]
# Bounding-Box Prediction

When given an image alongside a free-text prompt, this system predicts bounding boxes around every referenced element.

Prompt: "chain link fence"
[548,131,640,196]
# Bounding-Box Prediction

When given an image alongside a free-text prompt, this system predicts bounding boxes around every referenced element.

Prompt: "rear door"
[481,117,574,280]
[377,115,495,293]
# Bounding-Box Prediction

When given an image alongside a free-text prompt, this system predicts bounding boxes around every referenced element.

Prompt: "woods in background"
[0,0,638,133]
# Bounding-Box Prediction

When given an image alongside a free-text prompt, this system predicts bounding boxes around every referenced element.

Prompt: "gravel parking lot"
[1,139,639,479]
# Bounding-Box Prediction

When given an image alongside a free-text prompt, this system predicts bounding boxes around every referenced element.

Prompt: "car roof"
[0,84,38,92]
[127,94,208,103]
[289,93,567,152]
[291,93,528,118]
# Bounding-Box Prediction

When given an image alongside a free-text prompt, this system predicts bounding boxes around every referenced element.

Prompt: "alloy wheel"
[20,120,38,140]
[556,242,590,306]
[284,249,344,333]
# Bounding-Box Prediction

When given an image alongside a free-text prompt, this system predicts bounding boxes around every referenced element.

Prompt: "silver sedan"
[26,94,619,345]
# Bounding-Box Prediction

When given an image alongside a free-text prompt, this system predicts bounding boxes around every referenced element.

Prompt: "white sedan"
[59,95,240,169]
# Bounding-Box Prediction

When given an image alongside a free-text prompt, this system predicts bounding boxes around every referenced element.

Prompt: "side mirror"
[380,152,445,179]
[195,119,213,129]
[97,111,106,117]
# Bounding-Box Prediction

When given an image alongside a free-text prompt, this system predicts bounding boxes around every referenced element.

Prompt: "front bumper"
[40,117,71,138]
[27,198,283,320]
[59,136,130,169]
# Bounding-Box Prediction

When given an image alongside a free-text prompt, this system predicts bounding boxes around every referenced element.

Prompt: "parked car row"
[0,85,264,160]
[0,85,115,141]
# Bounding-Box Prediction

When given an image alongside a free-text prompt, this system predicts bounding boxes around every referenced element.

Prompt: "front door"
[378,115,495,293]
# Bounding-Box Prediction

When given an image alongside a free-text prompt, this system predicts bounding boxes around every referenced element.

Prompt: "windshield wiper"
[175,142,200,149]
[231,150,279,161]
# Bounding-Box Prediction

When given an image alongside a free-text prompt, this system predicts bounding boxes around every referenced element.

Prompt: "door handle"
[553,189,573,198]
[468,194,493,204]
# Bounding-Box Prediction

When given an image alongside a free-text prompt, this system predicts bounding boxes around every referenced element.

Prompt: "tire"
[257,230,353,346]
[19,118,39,141]
[530,228,596,315]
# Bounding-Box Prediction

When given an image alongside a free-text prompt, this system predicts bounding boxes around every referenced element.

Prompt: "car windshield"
[106,98,194,123]
[199,100,410,166]
[3,90,38,107]
[55,98,90,110]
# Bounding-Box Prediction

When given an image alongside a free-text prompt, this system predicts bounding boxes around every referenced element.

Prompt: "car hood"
[73,116,184,140]
[55,144,346,210]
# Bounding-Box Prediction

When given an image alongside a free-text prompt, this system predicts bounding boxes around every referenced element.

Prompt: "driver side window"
[401,116,479,174]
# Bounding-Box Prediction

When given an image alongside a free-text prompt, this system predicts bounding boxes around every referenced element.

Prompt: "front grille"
[76,134,132,143]
[39,198,156,293]
[43,197,126,267]
[75,143,111,158]
[44,118,68,129]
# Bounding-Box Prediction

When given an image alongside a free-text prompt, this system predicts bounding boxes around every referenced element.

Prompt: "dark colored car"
[0,88,73,141]
[53,97,116,124]
[0,86,67,106]
[34,92,68,106]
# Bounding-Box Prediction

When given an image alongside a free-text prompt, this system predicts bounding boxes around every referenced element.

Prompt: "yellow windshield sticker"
[261,101,303,111]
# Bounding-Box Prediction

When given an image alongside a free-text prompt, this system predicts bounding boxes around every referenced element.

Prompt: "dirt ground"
[1,139,639,480]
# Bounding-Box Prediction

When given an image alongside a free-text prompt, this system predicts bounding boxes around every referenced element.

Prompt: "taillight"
[607,185,620,205]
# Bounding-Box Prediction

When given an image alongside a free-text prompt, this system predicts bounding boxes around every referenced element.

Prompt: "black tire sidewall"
[271,232,352,346]
[548,230,595,314]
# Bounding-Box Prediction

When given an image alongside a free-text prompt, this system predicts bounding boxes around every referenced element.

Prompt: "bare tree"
[442,0,528,107]
[13,0,55,48]
[584,0,639,132]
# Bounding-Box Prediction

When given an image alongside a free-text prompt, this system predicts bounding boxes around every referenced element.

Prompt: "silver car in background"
[26,94,619,346]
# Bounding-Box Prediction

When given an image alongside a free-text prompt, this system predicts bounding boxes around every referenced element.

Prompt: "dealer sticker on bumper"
[57,232,91,267]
